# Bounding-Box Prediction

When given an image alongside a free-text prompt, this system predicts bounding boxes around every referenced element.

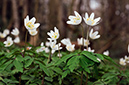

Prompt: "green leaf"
[95,53,104,60]
[103,55,119,66]
[55,52,78,65]
[67,56,80,72]
[4,78,19,84]
[81,51,99,63]
[79,55,90,73]
[45,77,53,82]
[35,61,50,76]
[52,67,63,75]
[24,58,34,68]
[24,56,31,60]
[21,75,31,80]
[16,55,24,62]
[62,70,70,79]
[0,60,13,72]
[102,73,119,81]
[13,59,23,72]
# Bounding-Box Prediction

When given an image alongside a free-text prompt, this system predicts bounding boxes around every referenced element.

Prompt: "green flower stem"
[25,31,28,48]
[47,49,52,63]
[80,24,85,85]
[19,72,21,85]
[85,72,88,85]
[58,39,61,59]
[41,72,45,85]
[80,71,83,85]
[33,36,35,46]
[19,31,28,85]
[86,26,90,50]
[81,24,84,50]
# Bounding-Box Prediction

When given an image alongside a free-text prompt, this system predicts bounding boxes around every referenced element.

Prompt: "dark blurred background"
[0,0,129,58]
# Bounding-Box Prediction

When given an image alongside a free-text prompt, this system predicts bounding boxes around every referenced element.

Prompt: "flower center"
[8,42,11,45]
[26,22,34,29]
[68,46,73,51]
[73,16,80,23]
[87,18,95,25]
[52,33,58,39]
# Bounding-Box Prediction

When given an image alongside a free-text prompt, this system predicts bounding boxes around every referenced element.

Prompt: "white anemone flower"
[103,50,109,56]
[83,12,101,26]
[3,29,10,35]
[36,47,45,53]
[41,42,44,47]
[84,39,90,47]
[89,29,100,39]
[28,29,38,36]
[14,37,20,43]
[47,27,59,40]
[4,36,13,47]
[77,37,83,45]
[36,48,43,53]
[50,41,62,54]
[45,47,50,53]
[0,32,6,38]
[125,55,129,63]
[66,44,75,52]
[24,15,40,30]
[11,28,19,36]
[61,38,72,46]
[119,58,126,66]
[128,44,129,53]
[84,47,95,53]
[67,11,82,25]
[45,41,51,47]
[57,53,62,57]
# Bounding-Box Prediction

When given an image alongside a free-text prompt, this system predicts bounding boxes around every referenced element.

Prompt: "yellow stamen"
[26,22,34,29]
[87,18,95,25]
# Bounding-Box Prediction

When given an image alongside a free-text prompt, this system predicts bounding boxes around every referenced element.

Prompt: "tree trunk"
[11,0,19,28]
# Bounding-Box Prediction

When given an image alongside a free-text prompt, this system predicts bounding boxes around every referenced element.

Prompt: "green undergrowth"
[0,42,129,85]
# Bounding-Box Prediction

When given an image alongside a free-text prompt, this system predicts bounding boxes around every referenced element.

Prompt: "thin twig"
[85,72,88,85]
[58,39,61,59]
[86,26,90,50]
[80,71,83,85]
[81,24,84,50]
[41,73,45,85]
[24,31,28,47]
[19,72,21,85]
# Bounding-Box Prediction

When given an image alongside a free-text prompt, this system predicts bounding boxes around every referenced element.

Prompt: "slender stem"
[58,39,61,59]
[25,31,28,47]
[81,24,84,50]
[41,73,45,85]
[61,79,63,85]
[79,45,81,52]
[80,71,83,85]
[47,49,52,63]
[85,72,88,85]
[33,36,35,46]
[19,72,21,85]
[80,24,84,85]
[117,76,123,85]
[86,26,90,50]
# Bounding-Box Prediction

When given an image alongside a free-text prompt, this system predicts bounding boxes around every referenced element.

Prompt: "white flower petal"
[34,23,40,29]
[14,37,20,43]
[85,13,88,19]
[90,13,94,20]
[94,17,101,23]
[30,17,36,24]
[68,16,76,20]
